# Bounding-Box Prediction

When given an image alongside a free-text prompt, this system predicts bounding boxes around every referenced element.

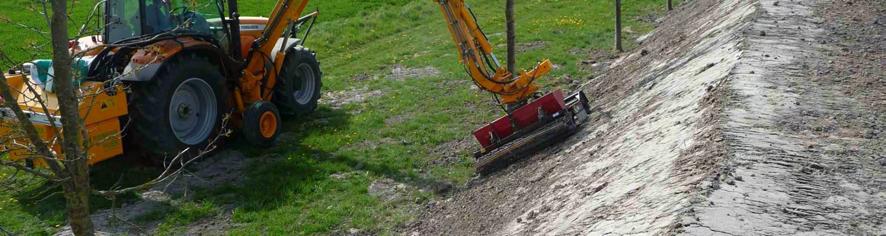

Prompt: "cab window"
[106,0,141,43]
[105,0,225,43]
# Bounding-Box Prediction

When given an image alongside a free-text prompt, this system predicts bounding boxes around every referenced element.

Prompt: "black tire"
[273,47,322,116]
[127,54,228,158]
[242,101,282,148]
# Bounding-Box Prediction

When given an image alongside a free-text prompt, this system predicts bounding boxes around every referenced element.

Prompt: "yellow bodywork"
[1,73,128,165]
[435,0,553,105]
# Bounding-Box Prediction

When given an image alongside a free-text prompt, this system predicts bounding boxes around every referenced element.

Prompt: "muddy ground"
[408,0,884,235]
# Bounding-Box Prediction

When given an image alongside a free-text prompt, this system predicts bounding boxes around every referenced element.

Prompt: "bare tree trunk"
[48,0,94,235]
[61,176,94,236]
[506,0,516,77]
[614,0,623,52]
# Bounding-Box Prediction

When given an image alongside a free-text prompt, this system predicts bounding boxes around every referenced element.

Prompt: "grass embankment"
[0,0,670,234]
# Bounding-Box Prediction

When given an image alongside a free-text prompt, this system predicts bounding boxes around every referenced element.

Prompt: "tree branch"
[0,159,58,181]
[0,224,15,236]
[0,75,67,177]
[94,115,231,198]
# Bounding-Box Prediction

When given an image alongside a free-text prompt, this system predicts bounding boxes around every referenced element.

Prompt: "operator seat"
[143,0,173,34]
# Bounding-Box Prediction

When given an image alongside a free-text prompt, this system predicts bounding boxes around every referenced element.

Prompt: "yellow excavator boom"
[434,0,553,105]
[238,0,315,109]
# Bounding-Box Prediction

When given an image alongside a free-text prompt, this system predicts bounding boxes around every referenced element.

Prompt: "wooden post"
[614,0,623,52]
[506,0,516,77]
[668,0,674,11]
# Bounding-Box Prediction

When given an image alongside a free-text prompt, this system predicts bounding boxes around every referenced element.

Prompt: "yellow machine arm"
[239,0,551,108]
[434,0,553,105]
[238,0,314,108]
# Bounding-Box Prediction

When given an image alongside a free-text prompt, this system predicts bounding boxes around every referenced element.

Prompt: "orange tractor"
[2,0,323,163]
[2,0,590,173]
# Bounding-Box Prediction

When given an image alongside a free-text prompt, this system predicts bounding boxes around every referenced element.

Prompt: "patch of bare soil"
[577,49,617,74]
[428,137,475,166]
[388,64,441,81]
[516,41,547,53]
[351,138,399,152]
[55,151,250,236]
[385,113,412,127]
[369,178,414,202]
[184,211,236,236]
[407,0,884,235]
[322,87,384,110]
[352,72,381,81]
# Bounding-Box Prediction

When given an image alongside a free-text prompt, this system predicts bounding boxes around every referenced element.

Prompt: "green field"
[0,0,670,234]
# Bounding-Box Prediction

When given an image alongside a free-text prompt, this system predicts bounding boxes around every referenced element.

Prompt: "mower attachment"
[473,90,591,173]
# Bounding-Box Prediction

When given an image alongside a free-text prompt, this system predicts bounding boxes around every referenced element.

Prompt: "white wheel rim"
[168,77,217,145]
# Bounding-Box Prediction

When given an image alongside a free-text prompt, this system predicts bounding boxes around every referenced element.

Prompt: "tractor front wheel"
[273,47,322,116]
[242,101,282,147]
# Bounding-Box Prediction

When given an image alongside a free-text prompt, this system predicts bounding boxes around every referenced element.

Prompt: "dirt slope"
[409,0,884,235]
[683,0,885,234]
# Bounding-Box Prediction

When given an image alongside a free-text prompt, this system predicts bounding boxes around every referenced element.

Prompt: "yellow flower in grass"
[556,16,584,27]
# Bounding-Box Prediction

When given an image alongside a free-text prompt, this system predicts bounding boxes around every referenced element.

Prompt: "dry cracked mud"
[408,0,885,235]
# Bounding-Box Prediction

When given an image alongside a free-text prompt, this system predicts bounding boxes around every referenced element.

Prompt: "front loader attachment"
[473,90,591,174]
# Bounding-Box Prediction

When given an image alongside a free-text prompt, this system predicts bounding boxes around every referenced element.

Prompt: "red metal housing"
[473,90,567,149]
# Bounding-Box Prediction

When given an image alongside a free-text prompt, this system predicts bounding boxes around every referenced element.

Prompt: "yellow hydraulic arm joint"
[239,0,312,107]
[434,0,553,105]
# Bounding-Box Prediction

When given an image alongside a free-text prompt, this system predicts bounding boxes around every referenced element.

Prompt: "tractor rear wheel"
[127,54,227,158]
[273,47,322,116]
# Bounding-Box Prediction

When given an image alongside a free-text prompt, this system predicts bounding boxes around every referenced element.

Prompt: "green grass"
[148,201,220,235]
[0,0,673,234]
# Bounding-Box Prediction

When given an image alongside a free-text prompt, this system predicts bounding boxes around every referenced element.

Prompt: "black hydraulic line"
[243,0,293,69]
[299,11,318,46]
[442,2,504,83]
[465,5,501,73]
[215,0,231,53]
[462,4,521,85]
[227,0,242,61]
[254,0,291,48]
[257,50,277,96]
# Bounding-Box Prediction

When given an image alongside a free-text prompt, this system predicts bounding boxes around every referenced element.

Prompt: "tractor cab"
[104,0,219,43]
[99,0,301,62]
